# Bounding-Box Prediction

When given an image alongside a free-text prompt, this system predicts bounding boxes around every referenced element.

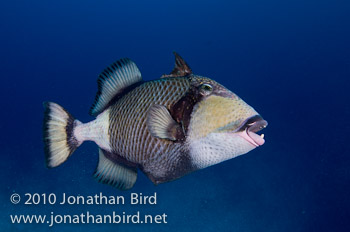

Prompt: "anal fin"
[94,149,137,190]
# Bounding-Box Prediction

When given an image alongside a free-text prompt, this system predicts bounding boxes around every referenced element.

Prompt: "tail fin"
[43,102,82,168]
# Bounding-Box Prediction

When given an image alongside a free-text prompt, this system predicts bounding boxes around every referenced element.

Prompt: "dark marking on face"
[170,80,203,137]
[169,75,236,141]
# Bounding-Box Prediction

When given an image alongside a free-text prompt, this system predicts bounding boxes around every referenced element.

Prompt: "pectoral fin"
[146,104,184,141]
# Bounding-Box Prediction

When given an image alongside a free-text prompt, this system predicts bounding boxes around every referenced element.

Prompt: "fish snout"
[236,115,268,147]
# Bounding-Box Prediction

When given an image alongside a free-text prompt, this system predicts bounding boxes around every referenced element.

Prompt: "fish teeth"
[260,134,265,139]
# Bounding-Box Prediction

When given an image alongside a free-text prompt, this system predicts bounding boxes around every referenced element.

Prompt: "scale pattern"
[108,77,190,176]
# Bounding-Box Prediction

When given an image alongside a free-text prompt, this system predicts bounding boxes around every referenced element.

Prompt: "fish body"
[43,53,267,190]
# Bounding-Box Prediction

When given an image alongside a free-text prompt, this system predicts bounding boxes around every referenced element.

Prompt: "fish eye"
[200,83,213,95]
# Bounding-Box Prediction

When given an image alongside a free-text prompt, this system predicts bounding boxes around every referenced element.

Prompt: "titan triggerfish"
[43,52,268,190]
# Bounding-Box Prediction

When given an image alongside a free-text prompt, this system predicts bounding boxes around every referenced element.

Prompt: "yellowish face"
[187,78,267,169]
[188,95,258,140]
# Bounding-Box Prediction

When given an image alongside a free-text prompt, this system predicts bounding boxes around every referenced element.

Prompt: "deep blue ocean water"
[1,0,350,231]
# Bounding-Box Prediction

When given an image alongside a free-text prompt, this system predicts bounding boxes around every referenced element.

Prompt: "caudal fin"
[43,102,82,168]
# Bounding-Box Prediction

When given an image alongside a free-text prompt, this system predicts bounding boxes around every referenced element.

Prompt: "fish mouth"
[235,115,268,147]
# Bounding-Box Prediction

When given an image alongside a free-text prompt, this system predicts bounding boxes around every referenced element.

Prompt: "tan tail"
[43,102,82,168]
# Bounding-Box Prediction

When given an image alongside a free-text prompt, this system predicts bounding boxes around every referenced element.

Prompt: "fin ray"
[94,149,137,190]
[90,58,142,116]
[161,52,192,78]
[43,102,83,168]
[147,104,184,141]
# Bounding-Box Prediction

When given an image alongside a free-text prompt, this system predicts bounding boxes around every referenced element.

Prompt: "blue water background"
[1,0,349,231]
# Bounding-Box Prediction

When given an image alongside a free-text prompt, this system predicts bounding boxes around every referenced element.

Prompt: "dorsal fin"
[161,52,192,78]
[90,58,142,116]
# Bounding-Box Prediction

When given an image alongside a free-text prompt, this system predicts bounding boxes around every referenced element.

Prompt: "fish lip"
[246,116,268,133]
[232,115,268,133]
[230,115,268,147]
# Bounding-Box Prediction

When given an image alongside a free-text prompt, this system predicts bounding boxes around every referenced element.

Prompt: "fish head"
[187,75,268,169]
